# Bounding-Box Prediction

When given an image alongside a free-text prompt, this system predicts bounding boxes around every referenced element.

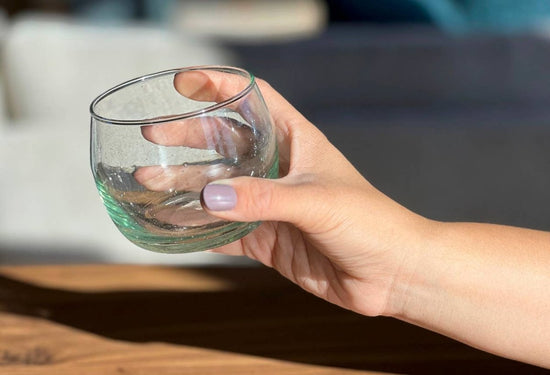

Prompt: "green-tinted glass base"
[119,220,261,254]
[95,154,278,254]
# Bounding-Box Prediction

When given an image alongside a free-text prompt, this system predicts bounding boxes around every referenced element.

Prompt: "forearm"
[387,221,550,368]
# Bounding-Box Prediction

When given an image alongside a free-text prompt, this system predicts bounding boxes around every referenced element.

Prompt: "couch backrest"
[1,14,236,125]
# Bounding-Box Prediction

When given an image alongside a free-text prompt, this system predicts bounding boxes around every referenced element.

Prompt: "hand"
[138,70,429,317]
[136,70,550,368]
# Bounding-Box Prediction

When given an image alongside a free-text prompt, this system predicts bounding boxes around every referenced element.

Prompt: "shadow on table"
[0,268,546,374]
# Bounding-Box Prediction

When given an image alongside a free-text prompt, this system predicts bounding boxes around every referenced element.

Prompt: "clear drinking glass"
[90,66,278,253]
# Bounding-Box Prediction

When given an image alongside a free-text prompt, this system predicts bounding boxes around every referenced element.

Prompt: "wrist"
[382,221,550,368]
[381,218,445,320]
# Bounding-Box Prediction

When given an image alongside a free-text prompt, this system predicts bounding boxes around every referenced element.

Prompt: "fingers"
[141,116,255,159]
[173,69,250,103]
[150,70,320,177]
[146,198,219,228]
[133,163,241,192]
[173,70,310,138]
[200,176,320,229]
[176,72,323,177]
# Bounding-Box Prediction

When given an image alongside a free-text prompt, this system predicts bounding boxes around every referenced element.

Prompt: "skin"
[136,70,550,368]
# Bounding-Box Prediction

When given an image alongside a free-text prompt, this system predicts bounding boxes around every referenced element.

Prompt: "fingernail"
[201,183,237,211]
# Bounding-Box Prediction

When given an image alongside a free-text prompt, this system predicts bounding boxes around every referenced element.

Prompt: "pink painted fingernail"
[201,184,237,211]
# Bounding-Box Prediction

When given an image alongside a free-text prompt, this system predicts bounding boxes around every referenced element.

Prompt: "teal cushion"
[416,0,550,33]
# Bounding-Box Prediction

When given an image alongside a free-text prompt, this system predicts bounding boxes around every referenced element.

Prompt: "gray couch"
[2,18,549,265]
[0,15,239,265]
[235,25,550,231]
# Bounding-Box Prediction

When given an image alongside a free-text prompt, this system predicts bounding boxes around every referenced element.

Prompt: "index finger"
[173,70,314,175]
[141,115,255,159]
[173,70,308,134]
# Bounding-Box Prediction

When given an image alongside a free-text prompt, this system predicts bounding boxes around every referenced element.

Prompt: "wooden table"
[0,265,546,374]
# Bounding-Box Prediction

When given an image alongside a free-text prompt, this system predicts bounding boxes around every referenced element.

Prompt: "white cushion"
[171,0,327,43]
[0,14,251,265]
[3,14,236,123]
[0,8,8,129]
[0,119,251,265]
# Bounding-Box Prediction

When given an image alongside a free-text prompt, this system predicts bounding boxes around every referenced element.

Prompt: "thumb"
[200,176,313,226]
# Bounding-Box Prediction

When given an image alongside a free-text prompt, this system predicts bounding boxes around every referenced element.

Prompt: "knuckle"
[256,78,273,92]
[240,179,276,219]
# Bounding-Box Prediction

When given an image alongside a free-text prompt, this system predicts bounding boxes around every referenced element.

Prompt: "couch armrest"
[0,8,8,129]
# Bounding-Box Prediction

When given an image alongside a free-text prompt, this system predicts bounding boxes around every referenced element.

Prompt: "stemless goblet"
[90,66,278,253]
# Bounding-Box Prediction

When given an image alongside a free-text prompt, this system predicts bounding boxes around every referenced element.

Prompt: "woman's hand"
[162,72,431,317]
[138,71,550,368]
[136,70,429,316]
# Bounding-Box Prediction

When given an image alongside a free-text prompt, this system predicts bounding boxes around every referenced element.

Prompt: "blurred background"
[1,0,550,265]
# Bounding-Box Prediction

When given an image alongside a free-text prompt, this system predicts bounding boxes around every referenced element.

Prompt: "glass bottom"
[117,220,260,253]
[95,153,278,254]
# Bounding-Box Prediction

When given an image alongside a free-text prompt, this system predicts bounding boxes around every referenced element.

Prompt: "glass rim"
[89,65,256,126]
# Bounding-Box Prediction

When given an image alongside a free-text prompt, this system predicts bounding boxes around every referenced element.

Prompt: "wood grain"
[0,312,372,375]
[0,265,546,374]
